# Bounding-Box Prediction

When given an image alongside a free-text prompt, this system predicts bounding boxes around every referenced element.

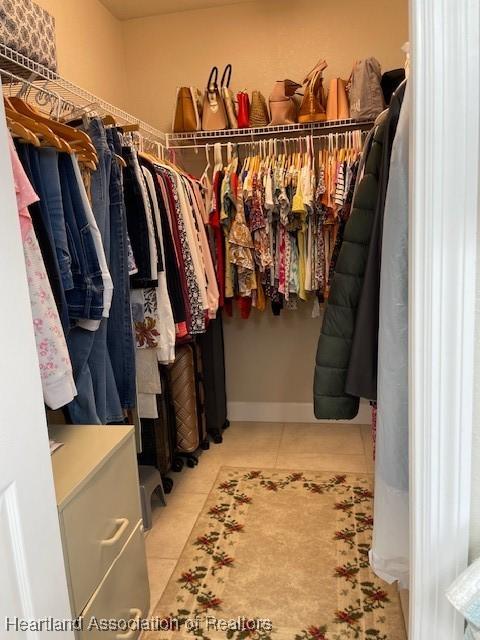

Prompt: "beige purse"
[326,78,350,121]
[172,87,201,133]
[221,64,238,129]
[269,80,301,126]
[202,66,228,131]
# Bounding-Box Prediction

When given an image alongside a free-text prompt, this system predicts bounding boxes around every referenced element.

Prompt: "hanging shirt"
[142,166,176,364]
[73,156,114,332]
[129,148,159,280]
[190,180,220,318]
[9,135,76,410]
[158,166,205,334]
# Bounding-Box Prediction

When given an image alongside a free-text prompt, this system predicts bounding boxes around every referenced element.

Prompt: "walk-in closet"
[1,2,479,640]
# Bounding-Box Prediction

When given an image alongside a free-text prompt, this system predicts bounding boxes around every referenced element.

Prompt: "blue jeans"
[67,118,123,424]
[106,127,136,409]
[38,147,74,294]
[15,143,70,332]
[58,153,104,320]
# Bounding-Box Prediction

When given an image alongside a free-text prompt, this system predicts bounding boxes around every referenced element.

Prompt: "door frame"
[409,0,479,637]
[0,88,73,633]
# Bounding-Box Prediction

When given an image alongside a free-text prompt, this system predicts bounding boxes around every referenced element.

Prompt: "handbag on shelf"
[250,90,270,127]
[236,91,250,129]
[221,64,238,129]
[172,87,202,133]
[326,78,350,121]
[268,80,301,126]
[347,57,385,120]
[202,66,228,131]
[298,59,327,123]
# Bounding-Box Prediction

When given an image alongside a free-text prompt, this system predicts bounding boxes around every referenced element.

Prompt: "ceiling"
[99,0,254,20]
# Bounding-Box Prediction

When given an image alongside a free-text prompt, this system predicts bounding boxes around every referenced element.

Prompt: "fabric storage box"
[0,0,57,71]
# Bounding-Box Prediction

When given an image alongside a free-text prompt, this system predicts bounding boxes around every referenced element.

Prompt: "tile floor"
[145,421,374,612]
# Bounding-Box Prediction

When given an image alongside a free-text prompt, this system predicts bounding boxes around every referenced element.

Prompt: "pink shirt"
[8,135,37,240]
[9,136,77,410]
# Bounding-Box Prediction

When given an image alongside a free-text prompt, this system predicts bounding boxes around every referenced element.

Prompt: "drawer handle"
[115,608,143,640]
[101,518,129,547]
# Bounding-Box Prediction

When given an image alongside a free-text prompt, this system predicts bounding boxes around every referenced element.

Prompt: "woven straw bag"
[250,91,270,127]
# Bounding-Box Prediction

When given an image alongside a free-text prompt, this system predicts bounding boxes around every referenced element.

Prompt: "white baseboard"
[227,400,372,424]
[398,587,409,638]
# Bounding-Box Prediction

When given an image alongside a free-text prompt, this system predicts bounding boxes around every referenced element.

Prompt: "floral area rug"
[145,468,406,640]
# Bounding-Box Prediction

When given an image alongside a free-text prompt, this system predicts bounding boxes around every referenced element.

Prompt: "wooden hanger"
[76,155,97,171]
[7,98,100,169]
[138,150,159,165]
[102,114,116,127]
[5,101,66,152]
[9,96,95,149]
[120,123,140,133]
[139,150,190,179]
[115,154,127,168]
[6,117,41,147]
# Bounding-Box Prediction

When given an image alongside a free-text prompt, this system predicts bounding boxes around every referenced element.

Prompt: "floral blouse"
[9,136,76,410]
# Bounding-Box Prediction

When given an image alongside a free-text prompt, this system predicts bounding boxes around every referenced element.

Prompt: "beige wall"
[224,303,321,404]
[35,0,128,108]
[121,0,408,406]
[121,0,409,131]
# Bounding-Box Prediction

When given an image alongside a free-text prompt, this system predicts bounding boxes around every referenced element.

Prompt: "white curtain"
[370,82,410,589]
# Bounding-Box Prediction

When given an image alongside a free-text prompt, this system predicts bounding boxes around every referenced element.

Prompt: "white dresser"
[49,425,150,639]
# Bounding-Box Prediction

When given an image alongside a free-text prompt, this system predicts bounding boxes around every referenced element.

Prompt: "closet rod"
[165,118,374,147]
[167,129,371,151]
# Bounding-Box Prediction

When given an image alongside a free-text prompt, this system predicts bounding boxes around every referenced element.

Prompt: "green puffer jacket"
[314,117,386,420]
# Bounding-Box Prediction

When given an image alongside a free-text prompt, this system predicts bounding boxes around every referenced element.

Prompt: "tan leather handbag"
[173,87,201,133]
[298,59,327,123]
[269,80,301,125]
[220,64,238,129]
[326,78,350,121]
[202,66,228,131]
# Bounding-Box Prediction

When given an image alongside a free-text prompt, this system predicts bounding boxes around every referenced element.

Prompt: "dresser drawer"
[78,522,150,640]
[61,438,142,615]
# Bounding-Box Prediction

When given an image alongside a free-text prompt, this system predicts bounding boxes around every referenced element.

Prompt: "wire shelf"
[0,43,166,145]
[165,118,374,148]
[0,44,374,153]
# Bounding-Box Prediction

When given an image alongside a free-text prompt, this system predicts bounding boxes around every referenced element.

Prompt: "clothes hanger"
[60,100,99,124]
[4,101,67,152]
[213,142,223,173]
[200,143,211,183]
[9,96,96,151]
[231,145,239,173]
[115,153,127,168]
[47,95,77,154]
[267,139,273,169]
[6,116,41,147]
[102,114,116,127]
[120,123,140,133]
[102,113,127,167]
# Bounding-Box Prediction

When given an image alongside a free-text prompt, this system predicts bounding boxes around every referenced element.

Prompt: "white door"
[0,92,73,636]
